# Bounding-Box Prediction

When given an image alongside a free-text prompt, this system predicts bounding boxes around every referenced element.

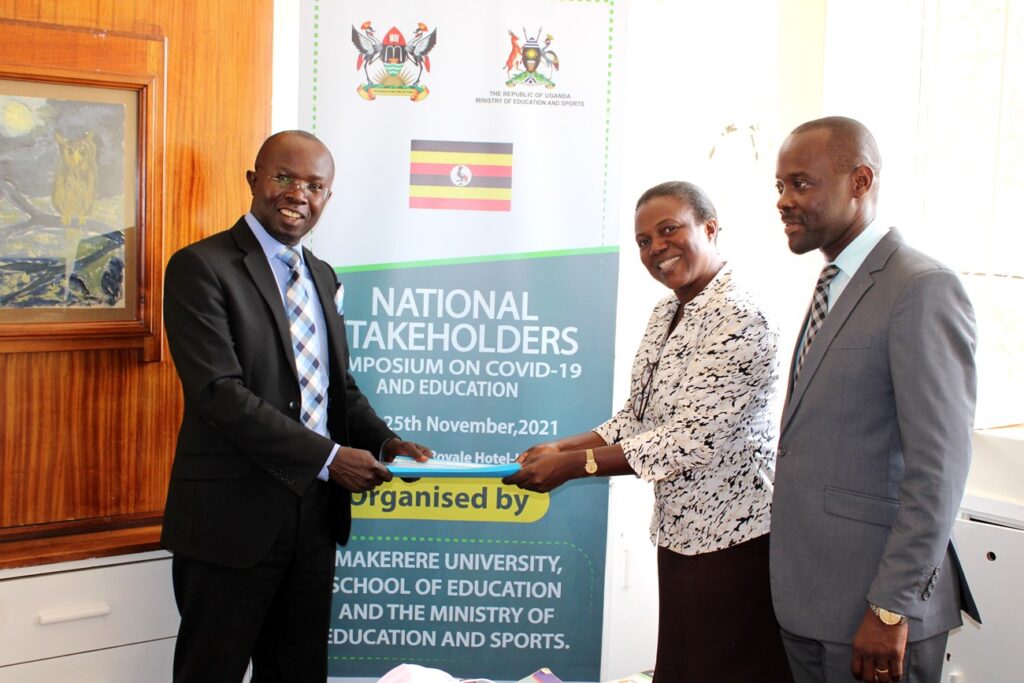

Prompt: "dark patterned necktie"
[278,248,326,430]
[794,264,841,380]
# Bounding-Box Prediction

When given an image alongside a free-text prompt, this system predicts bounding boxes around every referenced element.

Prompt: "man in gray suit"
[770,116,980,682]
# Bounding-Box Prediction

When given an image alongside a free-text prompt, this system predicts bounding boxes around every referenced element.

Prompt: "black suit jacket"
[161,218,395,568]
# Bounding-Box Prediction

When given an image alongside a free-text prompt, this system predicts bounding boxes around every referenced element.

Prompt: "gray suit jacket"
[770,229,980,643]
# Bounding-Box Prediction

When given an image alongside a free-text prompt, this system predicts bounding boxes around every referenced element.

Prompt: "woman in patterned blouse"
[504,181,792,681]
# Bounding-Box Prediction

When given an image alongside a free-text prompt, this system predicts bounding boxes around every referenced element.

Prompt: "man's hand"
[381,437,433,463]
[328,447,392,492]
[850,606,908,681]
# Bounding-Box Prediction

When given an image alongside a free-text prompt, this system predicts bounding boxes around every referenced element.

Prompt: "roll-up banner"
[299,2,621,680]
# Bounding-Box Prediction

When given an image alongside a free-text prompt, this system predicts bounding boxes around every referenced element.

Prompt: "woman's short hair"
[635,181,717,224]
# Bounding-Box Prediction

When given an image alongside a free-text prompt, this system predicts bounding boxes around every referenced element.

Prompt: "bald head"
[255,130,335,177]
[790,116,881,177]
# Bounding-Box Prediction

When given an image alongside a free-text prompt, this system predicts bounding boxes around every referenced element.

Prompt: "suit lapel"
[780,230,903,436]
[785,307,812,399]
[231,220,298,379]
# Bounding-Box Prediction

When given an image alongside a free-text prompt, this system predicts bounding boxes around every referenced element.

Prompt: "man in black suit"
[162,130,431,682]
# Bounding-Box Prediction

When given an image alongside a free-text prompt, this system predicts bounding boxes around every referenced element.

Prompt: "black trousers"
[654,534,793,682]
[171,481,335,683]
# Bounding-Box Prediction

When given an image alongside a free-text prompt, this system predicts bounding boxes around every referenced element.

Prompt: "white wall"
[271,0,300,133]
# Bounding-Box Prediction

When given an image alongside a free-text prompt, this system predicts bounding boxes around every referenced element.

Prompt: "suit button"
[778,447,788,458]
[288,400,298,410]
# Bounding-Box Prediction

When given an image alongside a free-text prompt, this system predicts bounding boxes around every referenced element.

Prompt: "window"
[823,0,1024,428]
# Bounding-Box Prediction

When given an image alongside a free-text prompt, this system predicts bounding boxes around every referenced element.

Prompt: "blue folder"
[387,455,521,479]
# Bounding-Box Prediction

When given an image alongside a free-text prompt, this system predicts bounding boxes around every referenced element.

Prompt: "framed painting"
[0,20,165,360]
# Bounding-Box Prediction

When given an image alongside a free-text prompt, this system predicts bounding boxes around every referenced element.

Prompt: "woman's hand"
[516,441,560,463]
[503,448,578,493]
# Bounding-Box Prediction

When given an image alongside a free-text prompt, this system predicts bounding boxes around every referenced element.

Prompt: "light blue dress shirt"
[244,213,337,479]
[796,219,889,363]
[826,218,889,311]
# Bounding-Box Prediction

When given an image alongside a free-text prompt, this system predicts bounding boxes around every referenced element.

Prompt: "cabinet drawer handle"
[37,602,111,625]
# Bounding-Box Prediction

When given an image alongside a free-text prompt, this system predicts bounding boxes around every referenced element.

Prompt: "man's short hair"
[791,116,882,175]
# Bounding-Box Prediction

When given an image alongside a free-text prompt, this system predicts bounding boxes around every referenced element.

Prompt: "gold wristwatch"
[584,448,598,475]
[870,603,908,625]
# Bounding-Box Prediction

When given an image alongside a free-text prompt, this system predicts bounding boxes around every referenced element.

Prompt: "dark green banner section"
[329,252,618,680]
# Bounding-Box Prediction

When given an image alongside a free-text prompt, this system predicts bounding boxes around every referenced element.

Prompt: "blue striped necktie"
[794,264,840,381]
[278,248,326,430]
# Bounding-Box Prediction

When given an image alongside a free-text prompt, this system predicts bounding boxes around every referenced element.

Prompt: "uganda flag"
[409,140,513,212]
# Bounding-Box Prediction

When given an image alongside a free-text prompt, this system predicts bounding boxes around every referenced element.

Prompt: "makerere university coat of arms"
[352,21,437,101]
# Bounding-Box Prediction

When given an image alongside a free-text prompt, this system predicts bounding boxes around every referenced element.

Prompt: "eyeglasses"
[259,173,330,198]
[631,357,661,421]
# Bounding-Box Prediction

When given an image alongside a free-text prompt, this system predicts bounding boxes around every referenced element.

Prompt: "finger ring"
[875,667,889,674]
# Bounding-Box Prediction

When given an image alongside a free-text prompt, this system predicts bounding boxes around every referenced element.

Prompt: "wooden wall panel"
[0,0,273,565]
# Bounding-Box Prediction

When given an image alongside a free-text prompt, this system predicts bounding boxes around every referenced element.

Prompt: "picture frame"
[0,19,165,360]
